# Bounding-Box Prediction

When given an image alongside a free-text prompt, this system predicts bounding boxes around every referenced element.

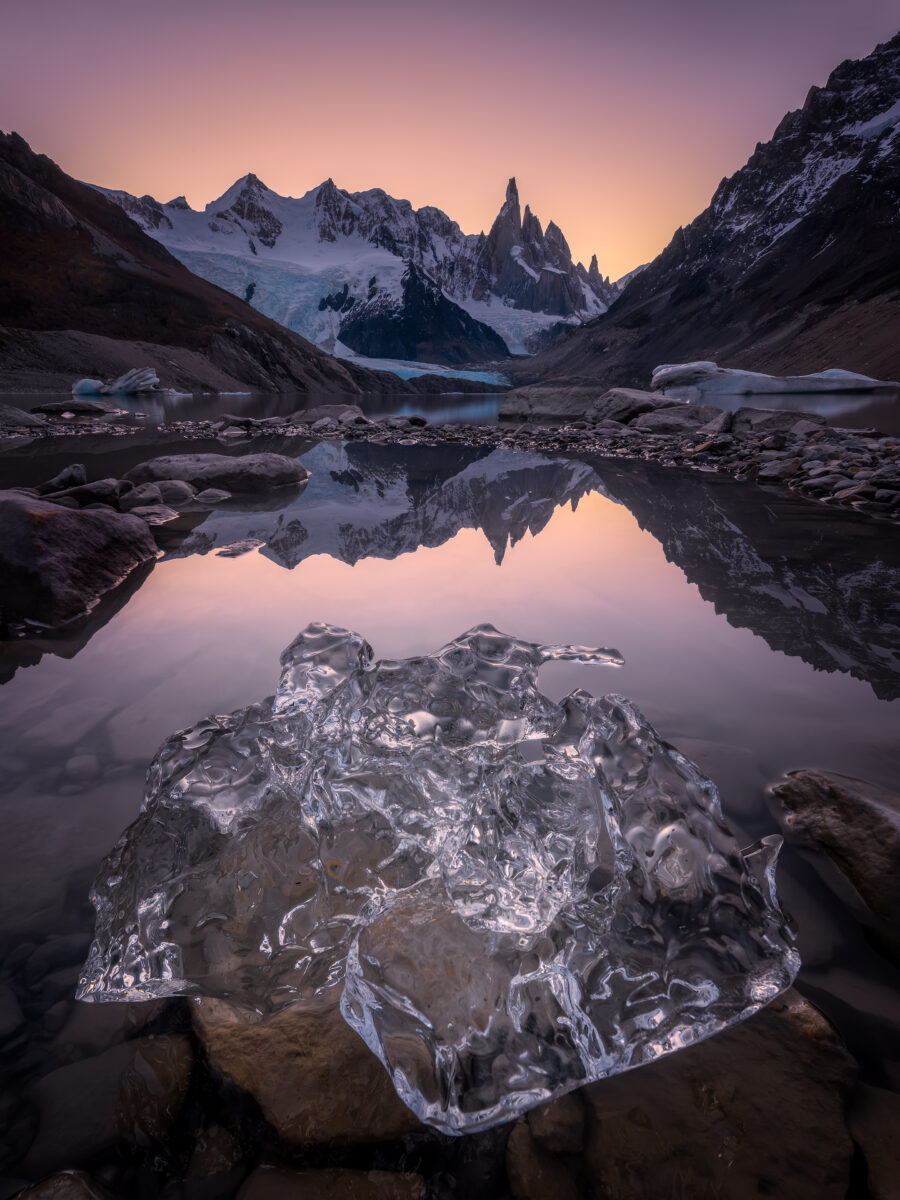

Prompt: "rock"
[42,479,128,507]
[193,488,232,506]
[32,399,115,416]
[732,407,826,438]
[0,491,157,627]
[631,404,722,434]
[526,1091,585,1154]
[0,982,23,1041]
[500,386,600,420]
[22,1034,192,1175]
[848,1083,900,1200]
[757,458,801,481]
[36,464,87,494]
[0,403,47,428]
[124,453,308,493]
[192,997,421,1146]
[13,1170,115,1199]
[581,989,856,1200]
[593,387,674,424]
[505,1122,581,1200]
[119,482,164,511]
[291,404,366,425]
[770,771,900,962]
[48,998,167,1063]
[127,504,181,526]
[696,408,735,437]
[236,1167,424,1200]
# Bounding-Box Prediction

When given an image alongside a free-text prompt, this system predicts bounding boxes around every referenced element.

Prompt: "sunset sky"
[2,0,898,279]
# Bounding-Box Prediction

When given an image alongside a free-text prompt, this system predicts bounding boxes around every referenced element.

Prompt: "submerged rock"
[192,997,420,1145]
[0,491,157,627]
[236,1167,424,1200]
[770,770,900,963]
[581,989,857,1200]
[13,1172,114,1199]
[21,1034,192,1174]
[124,452,308,493]
[79,624,798,1134]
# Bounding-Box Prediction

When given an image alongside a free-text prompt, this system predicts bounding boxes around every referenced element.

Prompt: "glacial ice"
[72,367,162,396]
[77,624,799,1133]
[652,361,899,404]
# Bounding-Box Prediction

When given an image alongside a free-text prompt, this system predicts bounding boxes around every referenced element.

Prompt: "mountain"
[0,132,416,394]
[521,31,900,388]
[337,262,510,365]
[96,175,617,362]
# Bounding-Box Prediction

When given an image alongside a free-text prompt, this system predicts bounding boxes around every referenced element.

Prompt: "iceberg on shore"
[72,368,191,398]
[652,361,899,404]
[78,623,799,1133]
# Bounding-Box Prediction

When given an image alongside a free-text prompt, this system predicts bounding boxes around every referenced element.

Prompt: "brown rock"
[192,997,421,1146]
[236,1167,424,1200]
[526,1091,585,1155]
[581,990,856,1200]
[770,770,900,963]
[22,1035,192,1174]
[506,1122,582,1200]
[13,1171,114,1199]
[848,1083,900,1200]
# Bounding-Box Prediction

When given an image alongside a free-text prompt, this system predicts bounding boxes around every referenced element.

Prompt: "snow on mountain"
[95,175,617,363]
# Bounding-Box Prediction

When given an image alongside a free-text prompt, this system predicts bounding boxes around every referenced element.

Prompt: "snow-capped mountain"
[96,175,617,363]
[524,30,900,387]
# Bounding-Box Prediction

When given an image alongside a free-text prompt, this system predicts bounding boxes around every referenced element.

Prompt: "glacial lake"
[0,421,898,1189]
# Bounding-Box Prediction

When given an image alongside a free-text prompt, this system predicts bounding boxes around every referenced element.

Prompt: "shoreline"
[2,403,898,526]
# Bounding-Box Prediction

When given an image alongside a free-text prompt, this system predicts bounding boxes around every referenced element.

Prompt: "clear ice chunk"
[77,623,799,1132]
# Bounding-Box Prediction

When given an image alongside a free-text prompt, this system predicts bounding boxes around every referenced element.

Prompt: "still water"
[0,433,898,1189]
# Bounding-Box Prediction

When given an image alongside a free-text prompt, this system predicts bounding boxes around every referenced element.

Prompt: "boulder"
[593,387,674,424]
[22,1034,192,1175]
[36,464,87,494]
[526,1091,585,1155]
[236,1167,424,1200]
[42,479,127,507]
[732,407,826,438]
[124,453,308,494]
[506,1122,581,1200]
[499,386,601,420]
[0,491,157,626]
[769,770,900,963]
[193,488,232,506]
[0,404,47,429]
[240,1168,423,1200]
[848,1083,900,1200]
[119,483,164,511]
[13,1171,114,1199]
[581,990,856,1200]
[127,504,181,526]
[155,479,196,506]
[32,399,116,416]
[631,404,722,434]
[290,404,367,425]
[192,997,421,1146]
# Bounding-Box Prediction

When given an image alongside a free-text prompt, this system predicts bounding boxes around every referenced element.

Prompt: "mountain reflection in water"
[51,438,895,703]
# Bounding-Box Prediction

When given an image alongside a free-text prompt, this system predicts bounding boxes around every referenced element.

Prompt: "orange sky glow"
[2,1,898,279]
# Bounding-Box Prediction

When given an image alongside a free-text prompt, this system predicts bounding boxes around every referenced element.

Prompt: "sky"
[2,0,898,279]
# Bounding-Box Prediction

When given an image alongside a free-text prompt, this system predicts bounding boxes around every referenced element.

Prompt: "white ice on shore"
[651,361,899,404]
[72,368,191,398]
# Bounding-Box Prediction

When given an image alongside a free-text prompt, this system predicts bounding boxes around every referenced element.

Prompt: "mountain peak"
[506,177,518,205]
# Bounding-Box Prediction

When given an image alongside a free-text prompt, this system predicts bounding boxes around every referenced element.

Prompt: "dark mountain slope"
[0,132,409,393]
[520,32,900,388]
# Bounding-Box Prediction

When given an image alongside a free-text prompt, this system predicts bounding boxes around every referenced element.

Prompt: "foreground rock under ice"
[78,624,799,1132]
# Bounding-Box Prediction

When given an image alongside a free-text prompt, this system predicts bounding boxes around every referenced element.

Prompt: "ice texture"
[78,624,799,1132]
[72,367,161,395]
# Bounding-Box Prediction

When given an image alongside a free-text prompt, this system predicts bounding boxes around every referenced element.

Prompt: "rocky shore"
[2,390,899,527]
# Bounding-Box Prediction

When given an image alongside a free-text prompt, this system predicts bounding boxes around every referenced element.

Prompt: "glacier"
[77,623,798,1133]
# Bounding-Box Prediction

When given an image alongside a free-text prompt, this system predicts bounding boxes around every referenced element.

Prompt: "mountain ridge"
[517,30,900,388]
[96,173,618,362]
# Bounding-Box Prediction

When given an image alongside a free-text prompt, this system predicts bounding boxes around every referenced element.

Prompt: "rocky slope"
[0,133,419,394]
[337,263,510,365]
[97,175,617,360]
[522,31,900,387]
